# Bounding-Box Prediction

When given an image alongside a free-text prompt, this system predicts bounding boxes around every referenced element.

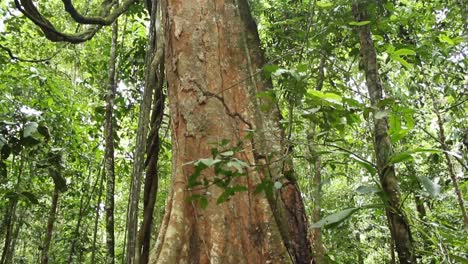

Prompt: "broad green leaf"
[393,48,416,56]
[439,35,454,45]
[389,152,413,164]
[391,55,413,69]
[316,1,332,8]
[349,21,371,26]
[23,122,39,138]
[311,208,359,228]
[417,176,440,198]
[308,90,342,104]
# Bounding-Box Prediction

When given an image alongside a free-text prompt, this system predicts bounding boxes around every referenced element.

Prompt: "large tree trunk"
[353,2,415,263]
[149,0,311,263]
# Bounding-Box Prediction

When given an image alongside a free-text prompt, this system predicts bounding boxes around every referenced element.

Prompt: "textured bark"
[353,2,415,263]
[435,110,468,229]
[125,1,159,261]
[136,3,166,260]
[137,71,165,264]
[309,53,326,264]
[104,19,118,264]
[40,185,60,264]
[309,154,324,264]
[148,0,311,263]
[4,212,22,264]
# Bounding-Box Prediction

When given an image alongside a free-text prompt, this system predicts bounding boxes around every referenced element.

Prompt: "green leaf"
[391,55,413,69]
[389,152,413,164]
[417,176,440,198]
[23,122,39,138]
[349,21,371,26]
[356,185,381,194]
[187,194,208,209]
[21,191,39,204]
[263,64,279,76]
[393,48,416,56]
[50,168,67,192]
[439,35,454,45]
[195,158,222,167]
[349,155,376,175]
[0,135,6,150]
[316,1,332,8]
[374,110,389,120]
[311,208,359,228]
[308,90,342,104]
[226,158,248,173]
[448,254,468,263]
[217,185,248,204]
[219,150,234,157]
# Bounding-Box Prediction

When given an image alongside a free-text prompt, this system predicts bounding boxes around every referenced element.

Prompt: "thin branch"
[0,44,59,63]
[319,143,377,168]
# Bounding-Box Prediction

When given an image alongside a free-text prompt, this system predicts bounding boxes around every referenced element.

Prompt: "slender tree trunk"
[353,2,415,263]
[309,51,326,264]
[0,200,17,264]
[149,0,311,263]
[435,110,468,229]
[136,71,165,264]
[105,18,118,264]
[68,162,100,263]
[92,164,105,264]
[309,152,324,264]
[1,155,23,264]
[125,1,159,261]
[136,29,166,264]
[40,185,60,264]
[4,211,23,264]
[134,2,166,263]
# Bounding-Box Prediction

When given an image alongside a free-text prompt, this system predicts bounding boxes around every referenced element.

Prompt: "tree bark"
[4,211,23,264]
[0,199,18,264]
[105,18,118,264]
[149,0,311,263]
[68,161,100,263]
[353,2,415,263]
[40,185,60,264]
[435,110,468,229]
[125,1,159,261]
[92,163,105,264]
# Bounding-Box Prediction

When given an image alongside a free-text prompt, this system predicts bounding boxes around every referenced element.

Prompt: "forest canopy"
[0,0,467,263]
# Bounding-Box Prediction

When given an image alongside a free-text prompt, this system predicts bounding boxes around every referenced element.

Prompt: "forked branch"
[15,0,136,43]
